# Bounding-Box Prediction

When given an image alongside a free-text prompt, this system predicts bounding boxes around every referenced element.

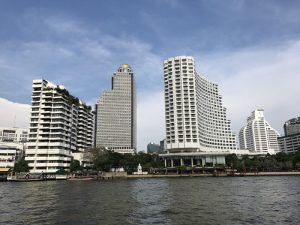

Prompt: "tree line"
[91,148,164,174]
[13,147,300,173]
[225,148,300,172]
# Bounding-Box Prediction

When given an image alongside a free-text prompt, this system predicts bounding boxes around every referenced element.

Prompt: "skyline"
[1,0,300,150]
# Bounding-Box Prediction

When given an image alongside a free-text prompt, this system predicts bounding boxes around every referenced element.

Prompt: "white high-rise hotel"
[95,64,136,154]
[161,56,236,167]
[25,80,94,173]
[239,109,280,154]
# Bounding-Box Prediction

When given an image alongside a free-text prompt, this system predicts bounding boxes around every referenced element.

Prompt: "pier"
[7,173,68,181]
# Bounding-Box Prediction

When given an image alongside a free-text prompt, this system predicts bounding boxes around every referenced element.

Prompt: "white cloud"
[0,13,165,104]
[0,12,166,151]
[0,97,30,128]
[198,40,300,135]
[134,40,300,149]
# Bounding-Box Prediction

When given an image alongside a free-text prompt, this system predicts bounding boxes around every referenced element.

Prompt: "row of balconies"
[32,98,41,102]
[77,126,93,131]
[77,133,93,138]
[26,148,71,155]
[32,88,42,92]
[28,162,70,168]
[28,134,77,140]
[28,137,71,143]
[163,62,193,69]
[77,131,93,136]
[25,156,71,161]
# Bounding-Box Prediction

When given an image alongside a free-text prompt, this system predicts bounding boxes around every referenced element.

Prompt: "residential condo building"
[239,109,280,154]
[25,79,94,173]
[160,56,236,167]
[95,64,136,154]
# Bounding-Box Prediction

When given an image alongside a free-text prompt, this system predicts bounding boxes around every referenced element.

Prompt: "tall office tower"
[95,64,136,154]
[239,109,280,154]
[278,117,300,154]
[25,79,94,173]
[164,56,236,152]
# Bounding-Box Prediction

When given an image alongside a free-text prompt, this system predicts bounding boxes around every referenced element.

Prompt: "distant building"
[239,109,280,154]
[147,142,160,154]
[0,127,29,143]
[278,117,300,154]
[72,151,94,168]
[25,79,94,173]
[0,142,24,168]
[284,117,300,136]
[95,64,136,154]
[160,56,236,167]
[0,127,28,169]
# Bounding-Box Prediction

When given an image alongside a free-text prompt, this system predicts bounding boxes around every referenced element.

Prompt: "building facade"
[77,104,94,152]
[278,117,300,154]
[95,64,136,154]
[0,127,29,142]
[239,109,280,154]
[284,117,300,136]
[161,56,236,167]
[0,142,25,168]
[25,79,94,173]
[0,127,28,169]
[147,142,160,154]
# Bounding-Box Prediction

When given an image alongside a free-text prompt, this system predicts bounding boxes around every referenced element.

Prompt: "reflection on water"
[0,177,300,225]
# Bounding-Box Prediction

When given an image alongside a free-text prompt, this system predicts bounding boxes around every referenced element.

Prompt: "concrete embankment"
[5,172,300,181]
[127,174,222,178]
[72,172,300,180]
[127,172,300,179]
[242,172,300,176]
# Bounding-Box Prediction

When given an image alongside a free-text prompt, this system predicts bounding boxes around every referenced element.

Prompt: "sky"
[0,0,300,151]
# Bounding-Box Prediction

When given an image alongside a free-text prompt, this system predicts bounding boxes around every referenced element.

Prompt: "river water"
[0,177,300,225]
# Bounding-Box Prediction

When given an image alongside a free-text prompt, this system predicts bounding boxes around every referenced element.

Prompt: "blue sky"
[1,0,300,150]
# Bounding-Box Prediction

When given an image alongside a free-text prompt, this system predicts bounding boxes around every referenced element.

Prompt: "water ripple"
[0,177,300,224]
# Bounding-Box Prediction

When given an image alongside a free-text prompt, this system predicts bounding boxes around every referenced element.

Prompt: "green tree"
[56,168,68,174]
[14,157,29,173]
[92,148,112,171]
[90,148,165,173]
[292,148,300,169]
[275,152,290,162]
[70,159,81,172]
[225,154,238,166]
